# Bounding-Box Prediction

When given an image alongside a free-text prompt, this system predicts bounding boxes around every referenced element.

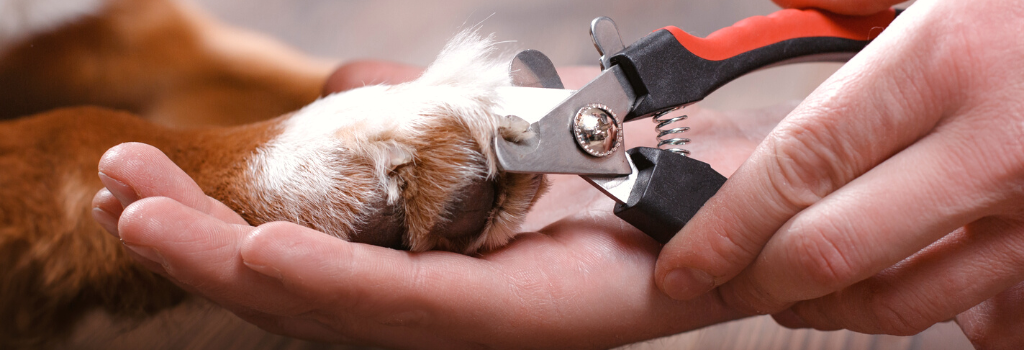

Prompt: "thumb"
[653,4,956,301]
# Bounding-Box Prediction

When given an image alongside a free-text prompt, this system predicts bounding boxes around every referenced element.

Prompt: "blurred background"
[85,0,968,349]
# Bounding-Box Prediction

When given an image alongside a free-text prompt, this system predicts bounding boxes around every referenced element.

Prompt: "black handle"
[613,147,727,244]
[612,8,898,120]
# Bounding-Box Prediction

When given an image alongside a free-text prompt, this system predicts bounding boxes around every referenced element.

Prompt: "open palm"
[94,65,793,349]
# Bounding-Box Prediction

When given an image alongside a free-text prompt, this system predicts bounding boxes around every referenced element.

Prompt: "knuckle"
[788,226,858,291]
[764,121,857,209]
[695,219,763,274]
[360,260,442,328]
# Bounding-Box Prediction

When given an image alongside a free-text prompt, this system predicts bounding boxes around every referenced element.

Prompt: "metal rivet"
[571,104,622,157]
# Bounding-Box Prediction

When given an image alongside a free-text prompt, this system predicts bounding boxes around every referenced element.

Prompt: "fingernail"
[99,172,139,207]
[123,243,165,266]
[92,207,120,238]
[661,267,715,300]
[243,261,283,281]
[773,309,810,329]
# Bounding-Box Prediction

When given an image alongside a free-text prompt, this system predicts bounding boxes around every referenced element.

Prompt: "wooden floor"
[127,0,971,349]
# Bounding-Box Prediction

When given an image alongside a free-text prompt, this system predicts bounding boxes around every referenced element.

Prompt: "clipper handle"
[613,147,726,244]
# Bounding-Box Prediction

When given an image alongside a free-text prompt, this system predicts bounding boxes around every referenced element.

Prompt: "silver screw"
[572,104,622,157]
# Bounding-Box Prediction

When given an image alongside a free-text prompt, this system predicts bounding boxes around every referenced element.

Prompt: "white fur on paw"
[248,30,540,252]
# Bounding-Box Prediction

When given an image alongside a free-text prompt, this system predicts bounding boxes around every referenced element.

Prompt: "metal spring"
[653,107,691,156]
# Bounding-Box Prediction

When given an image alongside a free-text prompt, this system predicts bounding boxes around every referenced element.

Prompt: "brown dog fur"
[0,0,332,127]
[0,108,267,346]
[0,0,544,347]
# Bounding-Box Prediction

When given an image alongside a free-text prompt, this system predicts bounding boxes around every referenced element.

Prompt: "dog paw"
[241,31,545,253]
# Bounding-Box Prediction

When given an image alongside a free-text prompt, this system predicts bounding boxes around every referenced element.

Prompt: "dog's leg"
[0,0,333,126]
[0,106,292,347]
[0,30,544,347]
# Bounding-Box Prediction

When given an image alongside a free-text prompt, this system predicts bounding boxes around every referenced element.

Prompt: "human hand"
[94,141,739,348]
[91,63,797,348]
[654,0,1024,346]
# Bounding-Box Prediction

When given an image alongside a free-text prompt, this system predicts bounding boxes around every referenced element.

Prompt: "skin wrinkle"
[791,197,868,273]
[887,251,982,334]
[813,279,878,331]
[797,215,1024,336]
[323,239,366,312]
[770,130,999,309]
[523,258,573,331]
[716,0,1019,319]
[500,235,579,332]
[828,189,891,258]
[261,231,320,303]
[542,220,647,338]
[773,50,915,206]
[942,2,985,107]
[860,64,931,160]
[865,279,933,334]
[909,127,1005,225]
[962,114,1024,211]
[661,2,1024,342]
[789,123,848,200]
[940,229,1016,302]
[373,254,460,325]
[835,15,941,163]
[971,219,1024,282]
[790,214,859,293]
[722,270,777,316]
[907,18,962,121]
[380,253,433,328]
[763,134,827,212]
[704,208,762,273]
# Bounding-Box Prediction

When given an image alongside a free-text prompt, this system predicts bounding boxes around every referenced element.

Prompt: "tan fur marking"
[0,2,547,346]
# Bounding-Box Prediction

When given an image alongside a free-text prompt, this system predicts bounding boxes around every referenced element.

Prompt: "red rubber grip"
[663,8,897,61]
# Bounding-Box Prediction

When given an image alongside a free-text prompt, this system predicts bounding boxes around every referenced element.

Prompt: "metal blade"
[509,50,565,89]
[582,156,638,203]
[494,65,636,176]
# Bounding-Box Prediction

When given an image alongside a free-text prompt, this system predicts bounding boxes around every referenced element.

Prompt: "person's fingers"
[655,4,952,301]
[239,221,506,328]
[776,216,1024,335]
[91,188,122,236]
[117,196,308,315]
[240,212,743,347]
[241,221,534,347]
[97,142,247,225]
[322,60,424,95]
[718,107,1024,313]
[956,279,1024,349]
[772,0,905,16]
